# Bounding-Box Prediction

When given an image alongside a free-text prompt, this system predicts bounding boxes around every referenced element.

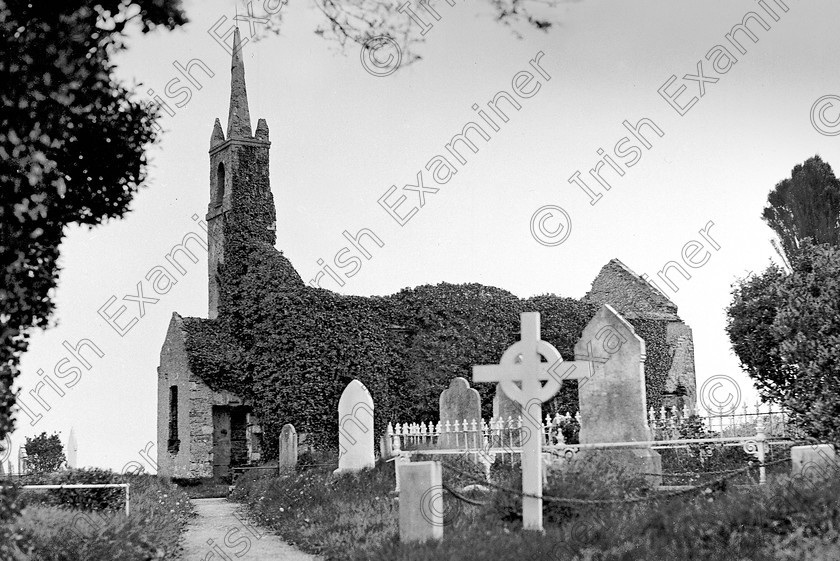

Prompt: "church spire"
[227,27,252,139]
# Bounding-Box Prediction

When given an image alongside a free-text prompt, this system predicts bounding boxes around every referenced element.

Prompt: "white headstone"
[399,461,444,543]
[334,379,375,475]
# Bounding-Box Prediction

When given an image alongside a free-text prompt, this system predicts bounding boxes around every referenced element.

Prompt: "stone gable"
[585,258,680,321]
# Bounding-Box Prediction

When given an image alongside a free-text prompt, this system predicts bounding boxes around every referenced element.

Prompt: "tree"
[0,0,185,548]
[268,0,576,66]
[761,155,840,265]
[23,432,66,473]
[726,240,840,442]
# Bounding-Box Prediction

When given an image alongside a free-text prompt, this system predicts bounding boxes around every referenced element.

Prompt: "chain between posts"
[438,458,792,506]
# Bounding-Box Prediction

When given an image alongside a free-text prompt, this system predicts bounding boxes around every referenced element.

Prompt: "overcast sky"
[8,0,840,471]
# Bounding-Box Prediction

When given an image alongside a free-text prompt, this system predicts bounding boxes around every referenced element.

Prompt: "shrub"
[10,474,193,561]
[18,468,126,512]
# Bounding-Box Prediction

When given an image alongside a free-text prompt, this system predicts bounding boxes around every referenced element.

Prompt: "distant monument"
[66,427,78,469]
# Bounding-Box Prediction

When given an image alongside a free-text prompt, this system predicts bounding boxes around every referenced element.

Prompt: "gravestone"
[493,382,521,421]
[399,461,444,543]
[791,444,837,478]
[473,306,660,531]
[574,305,661,483]
[474,312,604,531]
[279,424,297,470]
[379,434,393,459]
[492,383,523,449]
[334,379,375,475]
[439,377,481,448]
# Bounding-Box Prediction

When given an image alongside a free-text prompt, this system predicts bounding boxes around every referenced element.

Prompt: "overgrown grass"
[232,450,840,560]
[3,471,193,560]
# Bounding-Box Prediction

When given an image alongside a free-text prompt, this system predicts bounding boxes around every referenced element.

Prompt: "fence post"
[125,484,130,516]
[756,418,767,485]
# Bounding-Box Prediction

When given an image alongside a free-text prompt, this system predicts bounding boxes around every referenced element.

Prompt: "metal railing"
[18,483,131,515]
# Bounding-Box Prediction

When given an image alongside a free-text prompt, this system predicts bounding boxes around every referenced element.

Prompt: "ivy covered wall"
[182,238,677,460]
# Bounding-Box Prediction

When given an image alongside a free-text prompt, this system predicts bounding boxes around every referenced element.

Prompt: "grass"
[3,472,193,560]
[231,449,840,560]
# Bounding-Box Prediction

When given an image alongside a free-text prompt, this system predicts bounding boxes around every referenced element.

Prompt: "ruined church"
[156,30,697,481]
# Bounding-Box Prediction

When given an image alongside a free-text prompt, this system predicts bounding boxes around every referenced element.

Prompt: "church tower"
[207,28,276,319]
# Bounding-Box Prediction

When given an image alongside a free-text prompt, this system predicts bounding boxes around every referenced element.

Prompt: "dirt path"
[179,498,320,560]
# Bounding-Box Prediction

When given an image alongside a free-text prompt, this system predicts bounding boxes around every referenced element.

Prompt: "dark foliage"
[0,1,185,551]
[762,155,840,264]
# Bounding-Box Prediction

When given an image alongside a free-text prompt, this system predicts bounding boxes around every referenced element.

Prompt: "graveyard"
[6,3,840,559]
[151,24,840,559]
[225,307,840,560]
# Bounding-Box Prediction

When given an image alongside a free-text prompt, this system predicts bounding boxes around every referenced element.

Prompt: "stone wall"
[585,258,679,321]
[157,313,194,478]
[585,258,697,410]
[158,312,262,479]
[187,379,258,479]
[663,322,697,409]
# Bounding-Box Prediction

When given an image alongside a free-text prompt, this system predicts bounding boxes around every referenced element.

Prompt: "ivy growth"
[184,239,675,458]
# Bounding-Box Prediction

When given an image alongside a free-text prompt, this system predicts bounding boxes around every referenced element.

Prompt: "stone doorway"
[212,405,250,482]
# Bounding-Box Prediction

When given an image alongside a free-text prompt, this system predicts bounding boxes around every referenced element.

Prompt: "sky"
[6,0,840,472]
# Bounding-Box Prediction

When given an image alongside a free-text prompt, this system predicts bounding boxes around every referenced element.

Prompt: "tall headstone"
[399,461,444,543]
[334,379,375,475]
[574,305,661,483]
[66,427,78,469]
[439,377,481,448]
[279,424,297,470]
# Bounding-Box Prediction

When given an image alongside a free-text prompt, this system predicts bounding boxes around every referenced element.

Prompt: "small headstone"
[439,377,481,448]
[379,434,393,459]
[279,424,297,470]
[791,444,837,478]
[399,461,444,543]
[493,382,521,421]
[334,379,375,475]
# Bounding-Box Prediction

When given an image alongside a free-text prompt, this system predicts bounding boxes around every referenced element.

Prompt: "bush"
[18,468,126,511]
[9,474,193,561]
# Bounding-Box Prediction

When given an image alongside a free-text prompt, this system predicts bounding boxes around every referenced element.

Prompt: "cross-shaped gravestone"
[473,311,601,531]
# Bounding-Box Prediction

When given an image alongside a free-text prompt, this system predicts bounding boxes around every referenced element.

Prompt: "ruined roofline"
[608,257,675,304]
